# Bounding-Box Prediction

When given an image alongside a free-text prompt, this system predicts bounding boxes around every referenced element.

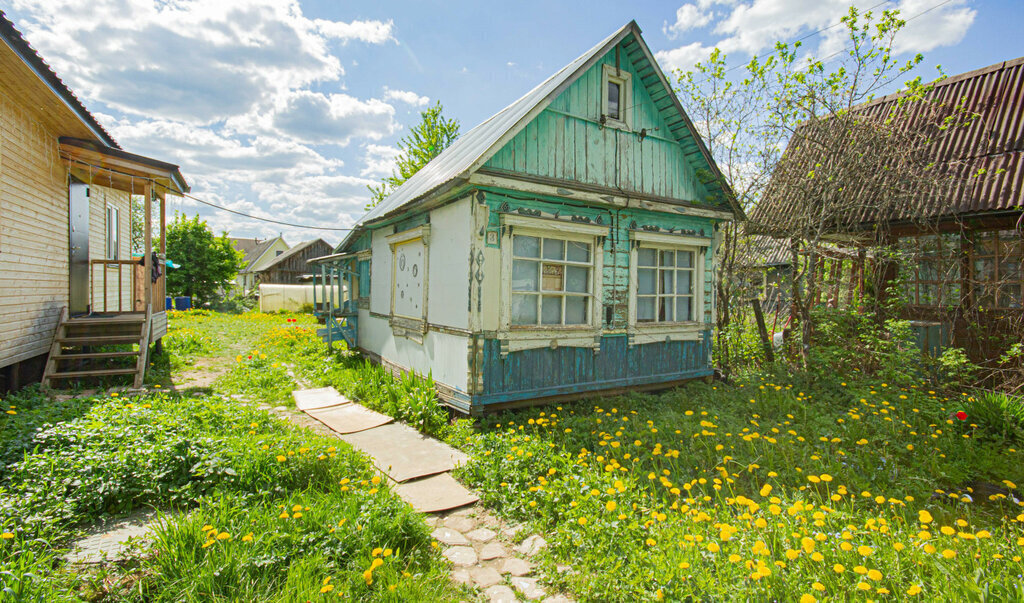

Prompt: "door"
[69,179,90,315]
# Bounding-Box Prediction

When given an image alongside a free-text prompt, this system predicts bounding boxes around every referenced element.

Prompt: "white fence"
[258,283,343,313]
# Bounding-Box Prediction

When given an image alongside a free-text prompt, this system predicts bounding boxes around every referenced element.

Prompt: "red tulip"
[955,411,967,421]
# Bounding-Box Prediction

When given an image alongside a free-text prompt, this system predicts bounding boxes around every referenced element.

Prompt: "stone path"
[66,508,161,564]
[291,386,574,603]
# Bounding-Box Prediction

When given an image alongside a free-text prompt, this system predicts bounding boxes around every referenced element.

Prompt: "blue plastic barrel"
[165,296,173,310]
[174,296,192,310]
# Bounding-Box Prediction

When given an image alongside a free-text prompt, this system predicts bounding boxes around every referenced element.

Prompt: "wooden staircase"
[42,308,152,389]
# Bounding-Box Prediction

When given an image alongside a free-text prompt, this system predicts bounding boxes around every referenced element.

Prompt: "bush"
[211,293,256,314]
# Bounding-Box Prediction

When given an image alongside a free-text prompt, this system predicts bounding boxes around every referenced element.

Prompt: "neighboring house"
[0,12,188,391]
[256,239,333,285]
[753,57,1024,357]
[311,21,740,414]
[230,235,289,292]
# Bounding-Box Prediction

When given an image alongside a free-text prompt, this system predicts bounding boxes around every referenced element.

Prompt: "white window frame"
[601,64,632,131]
[106,205,119,261]
[499,214,606,336]
[628,231,708,330]
[386,224,430,339]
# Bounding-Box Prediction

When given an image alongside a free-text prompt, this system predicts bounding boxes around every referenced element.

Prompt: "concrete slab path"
[339,422,470,483]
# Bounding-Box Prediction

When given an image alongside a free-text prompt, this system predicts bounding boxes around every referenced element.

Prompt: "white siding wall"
[359,310,468,392]
[426,198,471,328]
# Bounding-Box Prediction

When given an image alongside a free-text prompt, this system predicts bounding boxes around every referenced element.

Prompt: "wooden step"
[54,351,140,360]
[67,315,146,326]
[56,335,141,345]
[48,368,139,379]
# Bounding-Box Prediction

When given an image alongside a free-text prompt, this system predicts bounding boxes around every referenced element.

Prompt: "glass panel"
[637,297,655,322]
[637,268,656,295]
[543,239,564,260]
[973,231,998,255]
[919,260,938,282]
[676,297,692,321]
[541,296,562,325]
[638,248,656,266]
[565,297,587,324]
[565,266,588,293]
[974,257,996,283]
[513,235,540,258]
[660,270,674,294]
[660,250,675,267]
[567,241,591,263]
[659,297,674,322]
[678,250,693,268]
[920,284,938,305]
[512,260,539,291]
[607,80,620,120]
[542,263,564,291]
[511,294,537,325]
[676,270,692,295]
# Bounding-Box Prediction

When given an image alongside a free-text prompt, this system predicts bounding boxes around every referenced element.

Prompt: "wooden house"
[230,235,289,292]
[0,12,188,391]
[255,239,332,285]
[752,57,1024,358]
[311,22,740,414]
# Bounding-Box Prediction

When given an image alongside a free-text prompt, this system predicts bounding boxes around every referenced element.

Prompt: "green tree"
[164,213,244,305]
[367,101,460,207]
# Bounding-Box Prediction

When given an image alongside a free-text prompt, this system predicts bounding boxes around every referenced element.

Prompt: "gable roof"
[341,20,734,250]
[258,239,331,272]
[753,56,1024,234]
[238,236,287,273]
[0,11,118,148]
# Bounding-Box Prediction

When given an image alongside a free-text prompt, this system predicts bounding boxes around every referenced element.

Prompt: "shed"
[0,11,189,391]
[311,21,739,414]
[256,239,333,285]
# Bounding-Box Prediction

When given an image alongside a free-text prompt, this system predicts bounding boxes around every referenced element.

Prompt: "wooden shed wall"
[484,44,712,204]
[0,89,69,367]
[260,241,334,284]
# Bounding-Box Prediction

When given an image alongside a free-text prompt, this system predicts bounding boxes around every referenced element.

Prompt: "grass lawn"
[0,309,461,601]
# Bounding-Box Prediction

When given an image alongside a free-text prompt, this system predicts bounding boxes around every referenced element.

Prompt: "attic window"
[601,64,632,130]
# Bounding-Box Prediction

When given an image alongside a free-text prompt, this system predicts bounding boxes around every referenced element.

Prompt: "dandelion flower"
[941,549,955,559]
[242,533,253,542]
[908,585,923,596]
[0,533,13,540]
[919,510,934,524]
[833,564,845,574]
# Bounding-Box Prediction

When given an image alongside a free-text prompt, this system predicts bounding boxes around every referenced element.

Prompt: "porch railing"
[88,258,166,314]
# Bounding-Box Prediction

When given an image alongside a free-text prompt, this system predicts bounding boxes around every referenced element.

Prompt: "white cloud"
[383,88,430,106]
[655,42,715,74]
[314,18,394,44]
[268,91,398,146]
[892,0,975,54]
[663,4,714,38]
[361,144,402,178]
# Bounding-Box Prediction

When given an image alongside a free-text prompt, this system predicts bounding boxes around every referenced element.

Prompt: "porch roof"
[59,137,190,196]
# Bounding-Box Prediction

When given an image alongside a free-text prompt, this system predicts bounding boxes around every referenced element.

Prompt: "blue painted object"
[165,296,173,310]
[173,296,191,310]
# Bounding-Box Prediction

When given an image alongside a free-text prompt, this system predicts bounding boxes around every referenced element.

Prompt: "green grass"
[0,310,463,602]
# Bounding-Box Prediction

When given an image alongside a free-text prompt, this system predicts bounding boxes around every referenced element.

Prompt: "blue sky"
[3,0,1020,247]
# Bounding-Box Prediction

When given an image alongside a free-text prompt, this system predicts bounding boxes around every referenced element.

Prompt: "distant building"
[256,239,333,285]
[229,235,289,292]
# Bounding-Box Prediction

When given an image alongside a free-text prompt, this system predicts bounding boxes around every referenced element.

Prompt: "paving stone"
[500,557,533,576]
[556,564,571,574]
[423,516,440,528]
[66,509,159,564]
[485,584,520,603]
[442,545,478,566]
[479,542,507,561]
[510,577,546,600]
[443,515,478,533]
[517,535,547,557]
[470,566,504,589]
[502,524,524,538]
[450,568,472,586]
[541,596,575,603]
[432,527,470,546]
[466,527,498,543]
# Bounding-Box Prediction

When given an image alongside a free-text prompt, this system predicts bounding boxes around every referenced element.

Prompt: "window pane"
[660,270,674,294]
[676,270,692,295]
[974,257,995,282]
[660,250,675,267]
[973,231,998,255]
[637,268,656,295]
[638,248,656,266]
[543,239,564,260]
[511,294,537,325]
[565,266,588,293]
[514,235,540,258]
[542,263,564,291]
[678,250,693,268]
[676,297,692,321]
[659,297,674,322]
[512,260,539,291]
[565,297,587,324]
[607,81,620,120]
[637,297,655,322]
[567,241,591,263]
[541,296,562,324]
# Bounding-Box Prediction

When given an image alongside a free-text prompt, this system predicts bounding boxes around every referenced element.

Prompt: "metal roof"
[0,11,119,148]
[754,56,1024,232]
[340,20,735,251]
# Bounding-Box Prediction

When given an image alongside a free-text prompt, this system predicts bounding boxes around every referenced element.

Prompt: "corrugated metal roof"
[340,20,735,251]
[754,56,1024,232]
[0,10,119,148]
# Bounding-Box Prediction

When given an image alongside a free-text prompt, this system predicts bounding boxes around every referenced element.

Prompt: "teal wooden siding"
[358,259,371,298]
[484,190,716,327]
[484,43,714,204]
[475,333,712,407]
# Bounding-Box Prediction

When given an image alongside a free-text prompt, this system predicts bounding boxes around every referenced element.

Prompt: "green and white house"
[312,21,740,414]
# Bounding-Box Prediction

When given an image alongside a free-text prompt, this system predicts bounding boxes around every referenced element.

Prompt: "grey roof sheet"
[239,237,285,272]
